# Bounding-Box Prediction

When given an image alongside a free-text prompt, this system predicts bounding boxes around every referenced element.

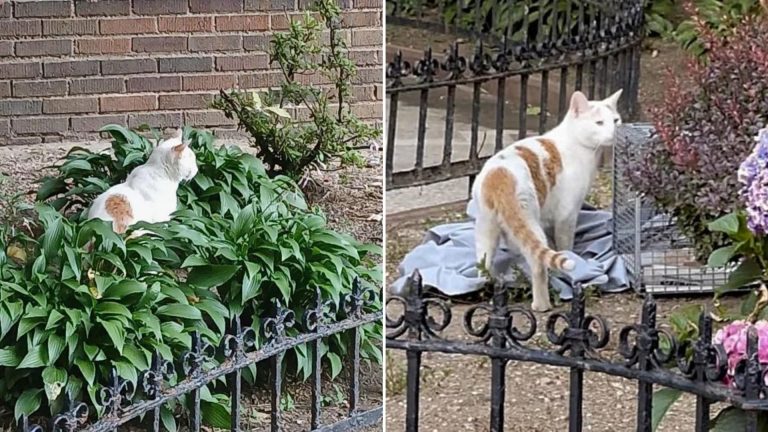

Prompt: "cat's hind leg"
[523,222,553,312]
[475,209,501,278]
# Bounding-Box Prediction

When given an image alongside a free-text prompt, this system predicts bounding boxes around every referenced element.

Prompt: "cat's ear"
[172,142,187,155]
[569,91,590,117]
[604,89,623,110]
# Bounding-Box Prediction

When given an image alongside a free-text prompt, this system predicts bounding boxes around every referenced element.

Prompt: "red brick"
[351,85,376,102]
[349,49,381,66]
[9,137,44,145]
[354,0,382,7]
[185,110,237,127]
[342,11,380,27]
[76,38,131,54]
[102,58,156,75]
[0,20,43,37]
[15,39,72,57]
[0,100,42,116]
[71,114,127,132]
[183,74,237,91]
[70,77,124,95]
[43,97,98,114]
[351,102,382,119]
[133,36,186,53]
[351,29,381,46]
[12,117,69,135]
[216,54,269,71]
[0,119,8,137]
[43,136,63,143]
[15,1,70,18]
[128,112,182,129]
[100,17,157,35]
[100,95,157,113]
[351,67,380,85]
[188,35,241,52]
[0,41,12,57]
[44,60,99,78]
[158,56,213,73]
[159,16,212,32]
[0,82,10,98]
[126,76,182,93]
[42,19,98,35]
[243,35,271,52]
[271,13,321,30]
[133,0,188,15]
[189,0,243,13]
[239,71,283,89]
[246,0,297,11]
[0,62,41,79]
[215,15,269,31]
[75,0,130,16]
[13,80,68,97]
[159,93,215,110]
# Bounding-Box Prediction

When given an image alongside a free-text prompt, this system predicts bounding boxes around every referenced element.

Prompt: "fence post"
[488,280,509,432]
[404,271,425,432]
[636,297,657,432]
[744,327,760,432]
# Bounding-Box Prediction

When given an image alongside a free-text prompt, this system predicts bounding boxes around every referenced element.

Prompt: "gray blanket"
[390,200,632,299]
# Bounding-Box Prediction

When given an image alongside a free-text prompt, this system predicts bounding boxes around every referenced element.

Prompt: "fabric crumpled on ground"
[390,200,632,299]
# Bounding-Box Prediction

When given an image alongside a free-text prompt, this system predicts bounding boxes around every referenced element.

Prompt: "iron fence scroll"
[386,0,644,192]
[19,279,383,432]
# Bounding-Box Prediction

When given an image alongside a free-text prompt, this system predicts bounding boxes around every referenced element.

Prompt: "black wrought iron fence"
[18,280,383,432]
[385,0,644,191]
[386,272,768,432]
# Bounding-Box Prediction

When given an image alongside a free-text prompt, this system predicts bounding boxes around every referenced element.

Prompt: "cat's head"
[153,128,198,181]
[566,89,623,149]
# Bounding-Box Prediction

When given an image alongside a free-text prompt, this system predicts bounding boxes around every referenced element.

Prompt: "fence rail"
[19,280,383,432]
[386,271,766,431]
[385,0,644,193]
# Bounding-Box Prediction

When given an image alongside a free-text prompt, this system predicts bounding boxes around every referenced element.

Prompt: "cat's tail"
[104,194,133,234]
[481,167,575,272]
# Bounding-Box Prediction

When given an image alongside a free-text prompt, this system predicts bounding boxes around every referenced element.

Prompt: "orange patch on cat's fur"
[481,167,570,270]
[515,146,548,206]
[105,194,133,234]
[537,138,562,188]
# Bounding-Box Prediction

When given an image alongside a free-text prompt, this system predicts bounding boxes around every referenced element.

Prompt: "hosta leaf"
[327,352,342,380]
[37,177,66,201]
[76,359,96,386]
[181,255,208,268]
[196,299,228,334]
[201,400,231,429]
[14,389,42,420]
[122,344,150,370]
[47,334,66,365]
[18,345,46,369]
[161,406,178,432]
[115,361,138,386]
[103,280,147,299]
[42,366,67,401]
[651,387,682,431]
[100,320,125,355]
[187,265,239,289]
[45,310,66,331]
[241,272,262,305]
[95,301,132,319]
[0,347,22,367]
[273,269,292,302]
[156,304,202,321]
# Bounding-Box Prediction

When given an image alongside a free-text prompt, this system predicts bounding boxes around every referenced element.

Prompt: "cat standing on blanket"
[473,89,622,312]
[88,128,198,234]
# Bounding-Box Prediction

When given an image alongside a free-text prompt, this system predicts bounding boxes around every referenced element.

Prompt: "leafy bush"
[213,0,380,181]
[671,0,764,58]
[628,16,768,260]
[14,125,381,422]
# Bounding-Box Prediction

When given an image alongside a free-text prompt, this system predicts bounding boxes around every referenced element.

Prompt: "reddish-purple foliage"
[629,16,768,260]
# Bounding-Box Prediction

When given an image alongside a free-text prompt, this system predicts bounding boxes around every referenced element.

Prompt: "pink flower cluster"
[713,320,768,385]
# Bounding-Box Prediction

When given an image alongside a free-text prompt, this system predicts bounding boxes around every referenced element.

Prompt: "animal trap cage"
[612,123,737,295]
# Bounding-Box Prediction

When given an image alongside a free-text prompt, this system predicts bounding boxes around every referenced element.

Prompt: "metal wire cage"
[612,124,735,295]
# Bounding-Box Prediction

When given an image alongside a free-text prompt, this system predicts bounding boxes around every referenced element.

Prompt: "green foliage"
[13,125,382,422]
[706,211,766,296]
[213,0,380,181]
[650,387,682,431]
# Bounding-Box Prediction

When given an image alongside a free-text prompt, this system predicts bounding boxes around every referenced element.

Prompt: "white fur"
[473,90,623,311]
[88,128,198,231]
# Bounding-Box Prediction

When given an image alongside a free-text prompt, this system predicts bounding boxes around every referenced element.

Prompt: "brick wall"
[0,0,383,145]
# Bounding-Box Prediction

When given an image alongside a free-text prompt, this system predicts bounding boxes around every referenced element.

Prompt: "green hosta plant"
[0,205,228,426]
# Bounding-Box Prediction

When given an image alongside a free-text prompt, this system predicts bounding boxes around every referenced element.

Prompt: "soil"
[383,37,737,431]
[0,137,384,432]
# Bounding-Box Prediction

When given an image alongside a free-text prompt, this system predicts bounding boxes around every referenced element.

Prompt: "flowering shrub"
[713,320,768,386]
[629,16,768,260]
[738,129,768,235]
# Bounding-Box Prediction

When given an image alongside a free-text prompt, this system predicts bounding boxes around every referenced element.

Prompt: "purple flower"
[738,128,768,234]
[713,320,768,386]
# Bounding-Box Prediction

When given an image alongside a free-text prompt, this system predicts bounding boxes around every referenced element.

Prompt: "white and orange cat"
[88,128,198,234]
[473,90,622,311]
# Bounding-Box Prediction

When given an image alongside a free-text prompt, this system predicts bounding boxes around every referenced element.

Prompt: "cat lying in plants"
[473,89,622,312]
[88,128,198,234]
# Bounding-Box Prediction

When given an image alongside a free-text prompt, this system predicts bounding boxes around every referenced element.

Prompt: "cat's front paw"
[531,300,552,312]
